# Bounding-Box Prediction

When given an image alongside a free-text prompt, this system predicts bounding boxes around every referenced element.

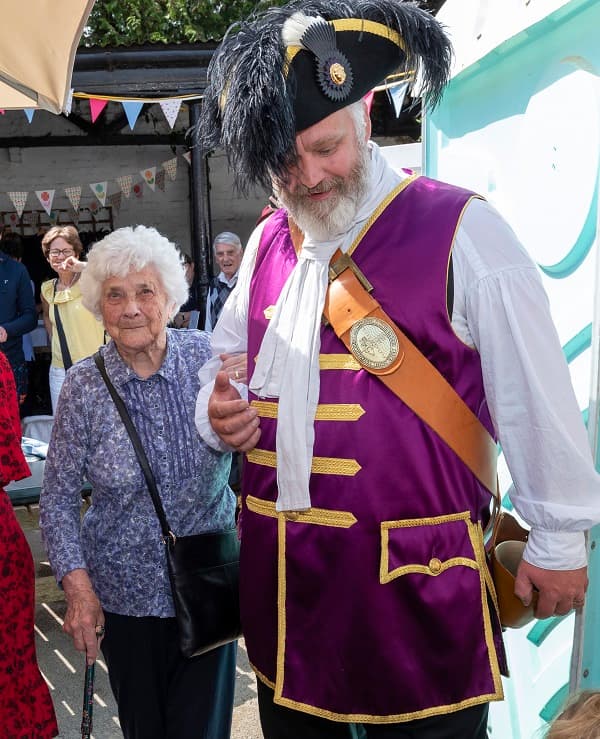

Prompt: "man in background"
[0,232,37,406]
[205,232,243,331]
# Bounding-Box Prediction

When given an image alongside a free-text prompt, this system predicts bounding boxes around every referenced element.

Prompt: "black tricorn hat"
[199,0,452,194]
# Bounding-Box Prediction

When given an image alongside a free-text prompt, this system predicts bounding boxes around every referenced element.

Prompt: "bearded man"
[194,1,600,737]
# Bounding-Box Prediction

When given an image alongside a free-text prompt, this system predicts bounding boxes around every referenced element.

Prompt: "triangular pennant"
[388,81,409,118]
[132,182,144,199]
[183,151,192,165]
[117,174,133,198]
[89,182,107,207]
[108,192,122,211]
[140,167,156,191]
[35,189,55,216]
[64,185,82,212]
[159,99,182,129]
[88,199,99,215]
[8,191,28,217]
[364,90,375,114]
[89,98,108,123]
[156,169,166,192]
[24,109,35,123]
[122,101,144,130]
[162,157,178,181]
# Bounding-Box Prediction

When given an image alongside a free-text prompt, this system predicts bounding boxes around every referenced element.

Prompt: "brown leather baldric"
[323,249,498,496]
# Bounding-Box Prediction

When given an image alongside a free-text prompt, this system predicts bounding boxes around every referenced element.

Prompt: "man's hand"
[208,371,260,451]
[0,326,7,343]
[220,352,248,385]
[514,561,588,619]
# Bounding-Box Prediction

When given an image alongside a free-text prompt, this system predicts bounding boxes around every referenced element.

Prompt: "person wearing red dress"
[0,351,58,738]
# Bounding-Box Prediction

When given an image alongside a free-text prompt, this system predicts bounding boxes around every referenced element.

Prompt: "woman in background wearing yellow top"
[40,226,105,412]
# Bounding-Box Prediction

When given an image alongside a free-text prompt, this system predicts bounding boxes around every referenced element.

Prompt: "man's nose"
[294,156,324,190]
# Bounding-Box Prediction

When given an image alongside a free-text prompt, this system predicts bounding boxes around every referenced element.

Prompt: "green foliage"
[83,0,285,46]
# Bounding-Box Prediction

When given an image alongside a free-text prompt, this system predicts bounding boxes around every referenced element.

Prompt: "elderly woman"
[40,225,106,411]
[39,226,237,739]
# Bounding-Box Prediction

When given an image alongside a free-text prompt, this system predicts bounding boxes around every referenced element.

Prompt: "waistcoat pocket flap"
[380,512,478,584]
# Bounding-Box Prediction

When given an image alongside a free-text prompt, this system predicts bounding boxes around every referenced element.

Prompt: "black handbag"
[93,352,242,658]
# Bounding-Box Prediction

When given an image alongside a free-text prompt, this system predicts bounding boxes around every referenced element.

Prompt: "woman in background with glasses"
[40,226,105,412]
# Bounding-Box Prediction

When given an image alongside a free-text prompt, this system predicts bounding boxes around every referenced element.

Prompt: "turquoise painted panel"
[424,0,600,736]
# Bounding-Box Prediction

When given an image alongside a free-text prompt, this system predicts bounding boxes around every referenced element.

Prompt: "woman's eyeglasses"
[48,248,75,258]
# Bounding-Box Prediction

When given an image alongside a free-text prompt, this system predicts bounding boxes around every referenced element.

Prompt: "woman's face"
[46,236,75,271]
[100,266,173,354]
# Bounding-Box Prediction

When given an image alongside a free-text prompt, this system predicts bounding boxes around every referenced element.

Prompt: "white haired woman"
[39,226,238,739]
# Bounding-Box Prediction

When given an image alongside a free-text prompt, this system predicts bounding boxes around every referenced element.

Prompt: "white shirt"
[196,170,600,571]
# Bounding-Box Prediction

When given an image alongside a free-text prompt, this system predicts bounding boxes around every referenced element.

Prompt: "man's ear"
[364,103,372,142]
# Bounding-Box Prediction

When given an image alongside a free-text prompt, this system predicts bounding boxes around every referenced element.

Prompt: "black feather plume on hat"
[197,0,452,195]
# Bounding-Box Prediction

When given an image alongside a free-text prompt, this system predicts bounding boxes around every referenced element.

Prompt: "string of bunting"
[1,152,193,225]
[0,75,412,124]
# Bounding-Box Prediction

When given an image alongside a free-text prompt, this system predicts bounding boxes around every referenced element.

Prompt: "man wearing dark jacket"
[0,234,37,404]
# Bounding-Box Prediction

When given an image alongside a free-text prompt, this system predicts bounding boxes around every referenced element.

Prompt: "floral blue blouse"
[39,328,235,617]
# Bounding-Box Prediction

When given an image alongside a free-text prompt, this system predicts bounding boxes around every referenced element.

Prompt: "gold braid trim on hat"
[284,18,405,75]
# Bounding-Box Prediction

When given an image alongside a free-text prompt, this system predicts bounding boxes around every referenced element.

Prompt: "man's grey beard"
[277,143,371,242]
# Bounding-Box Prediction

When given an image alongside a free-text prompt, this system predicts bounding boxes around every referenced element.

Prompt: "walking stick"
[81,662,95,739]
[81,624,104,739]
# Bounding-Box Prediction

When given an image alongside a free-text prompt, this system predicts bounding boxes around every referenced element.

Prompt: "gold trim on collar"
[348,174,419,257]
[246,495,357,528]
[251,400,365,422]
[246,448,361,476]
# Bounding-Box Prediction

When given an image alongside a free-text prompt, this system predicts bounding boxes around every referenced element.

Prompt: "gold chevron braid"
[246,496,357,528]
[246,449,361,476]
[319,354,362,370]
[251,401,365,421]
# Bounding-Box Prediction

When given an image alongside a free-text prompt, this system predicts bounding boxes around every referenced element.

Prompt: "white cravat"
[249,143,400,510]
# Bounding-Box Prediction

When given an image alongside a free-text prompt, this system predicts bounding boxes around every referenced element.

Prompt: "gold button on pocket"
[428,558,442,575]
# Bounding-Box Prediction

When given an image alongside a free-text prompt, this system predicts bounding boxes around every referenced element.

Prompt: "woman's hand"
[220,352,248,385]
[60,255,86,273]
[62,569,105,665]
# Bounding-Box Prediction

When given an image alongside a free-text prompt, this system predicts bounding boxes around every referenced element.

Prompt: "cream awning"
[0,0,95,114]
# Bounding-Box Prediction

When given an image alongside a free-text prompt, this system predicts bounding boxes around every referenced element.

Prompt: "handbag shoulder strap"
[53,279,73,370]
[323,249,498,499]
[92,351,173,540]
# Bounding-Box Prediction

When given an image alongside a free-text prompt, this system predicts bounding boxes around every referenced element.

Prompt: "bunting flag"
[24,109,35,123]
[122,101,144,130]
[8,192,28,217]
[388,81,409,118]
[89,98,108,123]
[89,182,107,207]
[155,168,166,192]
[159,99,182,129]
[133,182,144,199]
[108,192,122,211]
[162,157,178,181]
[49,211,59,225]
[117,174,133,198]
[364,90,375,114]
[64,185,82,212]
[36,189,55,216]
[183,151,192,165]
[140,167,156,191]
[88,199,99,214]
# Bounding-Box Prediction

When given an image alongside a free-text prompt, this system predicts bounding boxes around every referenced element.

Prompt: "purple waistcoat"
[242,176,506,723]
